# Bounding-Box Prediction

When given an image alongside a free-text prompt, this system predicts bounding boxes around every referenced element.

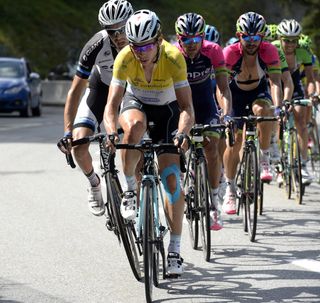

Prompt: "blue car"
[0,57,42,117]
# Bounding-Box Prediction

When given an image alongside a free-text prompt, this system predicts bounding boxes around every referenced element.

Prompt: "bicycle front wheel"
[142,182,156,303]
[244,145,258,242]
[184,169,199,250]
[290,130,303,204]
[280,130,292,199]
[196,160,211,262]
[309,120,320,183]
[106,173,142,281]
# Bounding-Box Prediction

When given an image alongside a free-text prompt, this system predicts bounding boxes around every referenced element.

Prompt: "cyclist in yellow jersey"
[104,10,194,275]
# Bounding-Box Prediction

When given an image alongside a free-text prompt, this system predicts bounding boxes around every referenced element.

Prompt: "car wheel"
[20,97,32,117]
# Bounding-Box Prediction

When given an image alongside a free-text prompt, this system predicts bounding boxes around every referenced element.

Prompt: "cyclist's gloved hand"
[274,106,283,118]
[173,132,190,152]
[57,131,73,154]
[310,93,320,107]
[104,132,119,152]
[222,114,233,124]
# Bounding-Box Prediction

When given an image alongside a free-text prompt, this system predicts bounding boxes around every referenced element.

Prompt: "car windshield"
[0,61,24,78]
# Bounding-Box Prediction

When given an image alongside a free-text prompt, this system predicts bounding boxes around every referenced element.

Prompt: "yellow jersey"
[111,39,189,105]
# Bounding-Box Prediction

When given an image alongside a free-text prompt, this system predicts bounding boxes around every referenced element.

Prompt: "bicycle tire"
[105,173,142,281]
[142,182,155,303]
[309,121,320,183]
[184,168,199,250]
[282,130,292,199]
[244,144,258,242]
[290,130,303,204]
[258,181,264,216]
[236,157,247,232]
[197,160,211,261]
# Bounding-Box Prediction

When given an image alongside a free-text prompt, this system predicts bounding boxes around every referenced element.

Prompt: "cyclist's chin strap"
[160,164,181,205]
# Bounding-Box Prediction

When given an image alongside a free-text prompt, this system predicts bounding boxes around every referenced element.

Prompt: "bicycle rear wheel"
[290,130,303,204]
[106,173,142,281]
[142,182,156,303]
[184,168,199,250]
[197,160,211,262]
[244,145,258,242]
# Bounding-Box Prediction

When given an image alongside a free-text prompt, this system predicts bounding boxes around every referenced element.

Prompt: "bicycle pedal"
[105,218,113,231]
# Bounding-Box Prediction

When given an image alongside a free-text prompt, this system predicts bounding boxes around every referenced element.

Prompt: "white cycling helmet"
[175,13,206,36]
[236,12,266,36]
[277,19,302,37]
[205,25,220,44]
[126,10,161,43]
[98,0,133,27]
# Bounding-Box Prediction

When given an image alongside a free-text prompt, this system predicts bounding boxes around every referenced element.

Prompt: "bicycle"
[307,102,320,183]
[116,139,185,303]
[183,123,233,262]
[233,115,277,242]
[57,132,142,281]
[277,99,311,204]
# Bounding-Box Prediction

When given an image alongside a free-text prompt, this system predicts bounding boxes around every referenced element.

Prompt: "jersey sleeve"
[207,43,227,76]
[278,48,289,73]
[110,46,131,88]
[223,43,241,74]
[169,49,190,89]
[299,47,313,66]
[260,42,281,74]
[76,32,105,79]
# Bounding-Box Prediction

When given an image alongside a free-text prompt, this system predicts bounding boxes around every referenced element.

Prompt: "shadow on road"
[153,201,320,303]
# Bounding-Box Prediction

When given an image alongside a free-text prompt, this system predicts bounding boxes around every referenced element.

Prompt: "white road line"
[291,259,320,273]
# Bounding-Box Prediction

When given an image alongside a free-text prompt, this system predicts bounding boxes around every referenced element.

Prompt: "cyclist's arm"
[175,85,194,135]
[269,72,282,107]
[64,75,88,134]
[305,64,317,97]
[281,70,294,101]
[215,74,232,116]
[103,83,125,134]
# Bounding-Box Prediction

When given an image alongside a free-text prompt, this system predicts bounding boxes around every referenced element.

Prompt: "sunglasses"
[107,25,126,37]
[130,42,157,53]
[180,35,203,45]
[281,38,298,44]
[241,34,262,42]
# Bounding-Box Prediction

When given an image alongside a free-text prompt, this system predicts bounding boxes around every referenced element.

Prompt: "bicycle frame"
[136,143,168,242]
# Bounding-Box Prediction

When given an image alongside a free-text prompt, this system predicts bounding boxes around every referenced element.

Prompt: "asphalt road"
[1,107,320,303]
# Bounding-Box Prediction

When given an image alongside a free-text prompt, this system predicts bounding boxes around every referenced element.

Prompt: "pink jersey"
[175,39,227,85]
[223,41,281,75]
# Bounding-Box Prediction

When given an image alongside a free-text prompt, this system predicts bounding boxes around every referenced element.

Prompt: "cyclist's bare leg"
[119,109,147,177]
[218,136,226,163]
[223,131,243,180]
[158,153,184,235]
[252,102,272,150]
[72,126,95,174]
[294,105,308,160]
[204,136,221,189]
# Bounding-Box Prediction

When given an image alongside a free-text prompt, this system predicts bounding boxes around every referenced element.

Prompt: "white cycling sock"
[124,175,137,192]
[85,169,100,187]
[260,149,270,163]
[168,233,181,255]
[211,187,219,208]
